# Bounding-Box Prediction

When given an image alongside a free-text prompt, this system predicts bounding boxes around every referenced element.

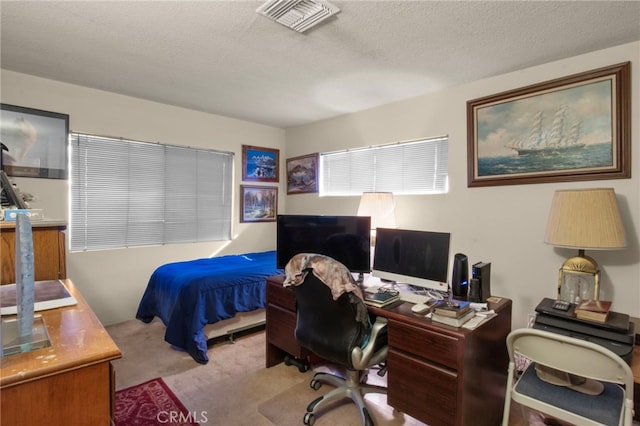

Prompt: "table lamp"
[544,188,626,303]
[357,192,396,247]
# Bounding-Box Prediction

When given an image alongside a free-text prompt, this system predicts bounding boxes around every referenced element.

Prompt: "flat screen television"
[372,227,451,292]
[276,214,371,273]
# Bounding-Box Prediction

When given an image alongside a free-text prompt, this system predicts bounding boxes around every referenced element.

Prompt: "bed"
[136,250,282,364]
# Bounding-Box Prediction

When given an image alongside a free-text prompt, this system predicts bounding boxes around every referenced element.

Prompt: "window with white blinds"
[70,133,233,251]
[320,137,448,195]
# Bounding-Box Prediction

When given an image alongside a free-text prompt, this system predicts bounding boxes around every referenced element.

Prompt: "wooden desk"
[265,275,512,426]
[1,279,122,425]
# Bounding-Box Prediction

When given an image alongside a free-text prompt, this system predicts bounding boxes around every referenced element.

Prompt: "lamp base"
[557,250,600,303]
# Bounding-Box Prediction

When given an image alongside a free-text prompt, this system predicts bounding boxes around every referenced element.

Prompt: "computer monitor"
[372,228,451,292]
[276,214,371,273]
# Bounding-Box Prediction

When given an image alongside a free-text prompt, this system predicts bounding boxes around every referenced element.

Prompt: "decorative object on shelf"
[357,192,396,246]
[0,104,69,179]
[15,213,35,338]
[286,153,318,194]
[545,188,626,302]
[466,62,630,187]
[240,185,277,222]
[242,145,279,182]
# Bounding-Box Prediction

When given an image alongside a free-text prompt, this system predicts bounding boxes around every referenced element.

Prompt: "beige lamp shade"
[357,192,397,230]
[545,188,626,250]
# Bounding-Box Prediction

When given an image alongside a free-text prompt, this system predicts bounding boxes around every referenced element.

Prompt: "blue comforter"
[136,250,282,364]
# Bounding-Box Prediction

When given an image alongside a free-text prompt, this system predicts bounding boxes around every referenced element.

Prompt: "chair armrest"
[351,316,388,370]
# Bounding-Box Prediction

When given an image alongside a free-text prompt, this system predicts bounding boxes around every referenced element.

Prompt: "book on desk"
[433,300,471,318]
[364,289,400,308]
[432,309,475,327]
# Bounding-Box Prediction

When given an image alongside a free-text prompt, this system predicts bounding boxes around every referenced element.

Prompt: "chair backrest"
[292,271,368,368]
[507,328,634,394]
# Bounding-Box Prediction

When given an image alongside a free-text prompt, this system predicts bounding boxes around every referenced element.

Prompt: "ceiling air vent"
[257,0,340,33]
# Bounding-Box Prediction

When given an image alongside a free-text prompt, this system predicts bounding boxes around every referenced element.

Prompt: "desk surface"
[1,279,121,388]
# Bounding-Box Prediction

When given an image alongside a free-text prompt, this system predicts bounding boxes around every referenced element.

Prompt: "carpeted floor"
[107,318,531,425]
[108,318,427,425]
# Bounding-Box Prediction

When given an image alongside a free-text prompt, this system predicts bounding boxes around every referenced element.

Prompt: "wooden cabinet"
[0,279,121,425]
[1,220,67,285]
[384,299,512,426]
[265,276,309,367]
[265,274,512,426]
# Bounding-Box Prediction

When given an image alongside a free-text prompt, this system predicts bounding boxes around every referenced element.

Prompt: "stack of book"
[574,299,612,323]
[431,300,475,327]
[364,289,400,308]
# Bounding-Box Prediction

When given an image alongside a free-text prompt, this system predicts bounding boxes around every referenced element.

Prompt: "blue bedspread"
[136,250,282,364]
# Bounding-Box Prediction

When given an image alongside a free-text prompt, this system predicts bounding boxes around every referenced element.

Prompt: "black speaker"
[451,253,469,298]
[469,278,482,303]
[471,261,491,302]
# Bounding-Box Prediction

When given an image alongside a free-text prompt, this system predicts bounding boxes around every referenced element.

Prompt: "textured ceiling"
[1,1,639,129]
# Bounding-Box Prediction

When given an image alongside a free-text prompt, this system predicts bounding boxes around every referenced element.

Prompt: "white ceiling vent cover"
[257,0,340,33]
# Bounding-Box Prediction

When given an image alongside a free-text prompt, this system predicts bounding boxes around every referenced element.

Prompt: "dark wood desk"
[265,275,512,426]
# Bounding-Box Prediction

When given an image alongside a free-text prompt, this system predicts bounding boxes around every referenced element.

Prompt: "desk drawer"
[266,304,306,358]
[267,280,296,311]
[389,319,460,370]
[388,348,458,426]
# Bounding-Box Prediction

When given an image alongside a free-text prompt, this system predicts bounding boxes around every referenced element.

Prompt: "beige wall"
[1,70,286,324]
[285,41,640,330]
[2,41,638,330]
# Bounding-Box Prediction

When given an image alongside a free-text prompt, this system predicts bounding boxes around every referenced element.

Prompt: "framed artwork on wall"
[242,145,279,182]
[0,104,70,179]
[240,185,277,223]
[286,153,319,194]
[466,62,630,187]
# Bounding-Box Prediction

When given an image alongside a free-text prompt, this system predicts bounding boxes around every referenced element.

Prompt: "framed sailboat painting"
[466,62,630,187]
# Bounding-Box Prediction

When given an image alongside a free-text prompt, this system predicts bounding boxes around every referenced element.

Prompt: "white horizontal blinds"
[320,137,448,195]
[70,133,233,251]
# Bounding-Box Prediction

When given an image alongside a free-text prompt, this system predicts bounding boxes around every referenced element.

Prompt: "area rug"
[115,377,200,426]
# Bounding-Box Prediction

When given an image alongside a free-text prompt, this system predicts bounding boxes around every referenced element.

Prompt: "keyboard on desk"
[397,290,432,305]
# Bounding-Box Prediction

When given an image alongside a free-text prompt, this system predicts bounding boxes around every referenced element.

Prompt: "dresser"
[0,279,122,425]
[265,275,512,426]
[1,220,67,285]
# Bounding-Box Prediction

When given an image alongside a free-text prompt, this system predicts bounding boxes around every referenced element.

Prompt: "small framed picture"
[286,153,319,194]
[242,145,279,182]
[1,104,69,179]
[240,185,278,222]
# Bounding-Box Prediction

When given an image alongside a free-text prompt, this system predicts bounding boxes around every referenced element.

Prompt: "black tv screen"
[276,215,371,273]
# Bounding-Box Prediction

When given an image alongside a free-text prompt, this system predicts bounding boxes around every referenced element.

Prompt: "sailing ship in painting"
[505,105,585,156]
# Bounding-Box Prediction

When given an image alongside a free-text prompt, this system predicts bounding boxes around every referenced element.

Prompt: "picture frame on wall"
[286,153,319,194]
[240,185,278,223]
[242,145,279,182]
[466,62,630,187]
[1,104,70,179]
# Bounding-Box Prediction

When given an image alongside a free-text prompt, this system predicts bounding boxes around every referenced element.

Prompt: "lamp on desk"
[357,192,396,247]
[544,188,626,303]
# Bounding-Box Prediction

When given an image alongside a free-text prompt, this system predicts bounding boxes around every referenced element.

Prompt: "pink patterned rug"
[115,378,199,426]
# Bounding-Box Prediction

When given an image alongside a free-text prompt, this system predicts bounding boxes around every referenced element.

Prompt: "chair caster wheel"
[310,378,322,390]
[303,412,315,425]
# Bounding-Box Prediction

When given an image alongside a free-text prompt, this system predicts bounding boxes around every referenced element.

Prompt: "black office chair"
[292,267,388,426]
